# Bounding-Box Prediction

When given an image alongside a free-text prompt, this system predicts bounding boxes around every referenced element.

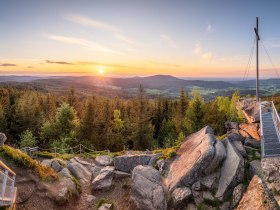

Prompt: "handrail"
[0,160,15,176]
[260,102,265,157]
[271,101,280,139]
[0,160,16,207]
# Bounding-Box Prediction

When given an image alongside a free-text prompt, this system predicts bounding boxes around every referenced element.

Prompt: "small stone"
[203,191,215,201]
[98,203,113,210]
[95,155,113,166]
[0,133,7,146]
[85,194,96,203]
[192,181,201,191]
[172,187,192,206]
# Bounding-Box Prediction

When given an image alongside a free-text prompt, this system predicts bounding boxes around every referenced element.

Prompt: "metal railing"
[260,102,265,157]
[0,160,16,207]
[271,101,280,139]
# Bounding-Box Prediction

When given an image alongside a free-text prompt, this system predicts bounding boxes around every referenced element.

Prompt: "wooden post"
[79,144,82,155]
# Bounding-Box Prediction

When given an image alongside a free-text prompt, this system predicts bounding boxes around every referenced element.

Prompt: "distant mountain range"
[0,75,279,99]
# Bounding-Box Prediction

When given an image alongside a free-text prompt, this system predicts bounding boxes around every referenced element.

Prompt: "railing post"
[54,147,57,157]
[9,175,15,205]
[79,144,82,155]
[1,170,8,204]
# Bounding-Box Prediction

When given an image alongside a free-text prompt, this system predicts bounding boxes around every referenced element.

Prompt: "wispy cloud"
[64,14,119,32]
[206,24,214,34]
[160,34,178,48]
[193,43,202,54]
[0,63,17,67]
[115,34,138,45]
[46,60,73,65]
[202,51,213,61]
[44,34,127,56]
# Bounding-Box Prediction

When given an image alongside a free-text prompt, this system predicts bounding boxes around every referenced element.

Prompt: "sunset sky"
[1,0,280,78]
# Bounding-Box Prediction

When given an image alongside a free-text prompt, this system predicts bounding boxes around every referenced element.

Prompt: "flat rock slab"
[215,139,244,201]
[95,155,113,166]
[91,166,114,191]
[114,153,160,173]
[166,126,223,192]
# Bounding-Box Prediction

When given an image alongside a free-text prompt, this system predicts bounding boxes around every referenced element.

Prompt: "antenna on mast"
[254,17,260,101]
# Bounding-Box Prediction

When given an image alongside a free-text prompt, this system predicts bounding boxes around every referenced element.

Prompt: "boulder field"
[37,122,267,209]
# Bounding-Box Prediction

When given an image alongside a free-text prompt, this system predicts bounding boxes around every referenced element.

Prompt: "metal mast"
[254,17,260,101]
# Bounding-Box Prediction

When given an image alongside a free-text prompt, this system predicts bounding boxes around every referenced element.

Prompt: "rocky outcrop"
[95,155,113,166]
[237,98,260,123]
[237,175,277,210]
[215,139,244,201]
[244,138,261,149]
[232,141,247,158]
[239,123,260,141]
[0,132,7,146]
[114,153,161,173]
[91,166,114,191]
[166,126,225,192]
[131,165,167,210]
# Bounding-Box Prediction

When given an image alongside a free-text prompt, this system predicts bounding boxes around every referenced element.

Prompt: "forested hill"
[1,75,280,99]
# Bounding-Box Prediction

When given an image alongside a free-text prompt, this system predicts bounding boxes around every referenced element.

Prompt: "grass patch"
[0,145,58,181]
[153,146,177,160]
[96,198,113,210]
[217,134,227,140]
[204,198,221,207]
[71,176,82,194]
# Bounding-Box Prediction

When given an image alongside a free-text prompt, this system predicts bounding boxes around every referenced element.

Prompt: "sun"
[98,67,105,75]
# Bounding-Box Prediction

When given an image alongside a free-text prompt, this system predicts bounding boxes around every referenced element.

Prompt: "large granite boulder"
[232,183,245,207]
[244,138,261,149]
[114,153,161,173]
[0,133,7,146]
[239,123,260,141]
[215,139,244,201]
[131,165,167,210]
[68,159,92,184]
[91,166,114,191]
[237,175,277,210]
[166,126,225,191]
[232,141,247,158]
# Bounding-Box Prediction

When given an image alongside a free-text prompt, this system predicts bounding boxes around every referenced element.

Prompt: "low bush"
[0,145,58,181]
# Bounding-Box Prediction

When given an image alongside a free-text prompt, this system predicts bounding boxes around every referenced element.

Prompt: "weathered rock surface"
[98,203,113,210]
[239,129,251,139]
[51,159,64,172]
[215,139,244,201]
[244,138,261,149]
[225,121,239,130]
[131,165,167,210]
[200,171,220,191]
[68,160,91,184]
[91,166,114,191]
[92,166,102,180]
[232,183,245,207]
[114,153,161,173]
[58,168,72,179]
[166,126,223,191]
[239,123,260,141]
[95,155,113,166]
[202,191,215,201]
[237,98,260,123]
[232,141,247,158]
[172,187,192,206]
[50,177,78,205]
[114,170,130,179]
[249,160,262,177]
[237,175,277,210]
[0,133,7,146]
[41,159,52,167]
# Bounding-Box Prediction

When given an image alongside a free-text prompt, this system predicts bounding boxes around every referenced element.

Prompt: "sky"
[1,0,280,78]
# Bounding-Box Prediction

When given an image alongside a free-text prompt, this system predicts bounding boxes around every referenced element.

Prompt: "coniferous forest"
[0,85,244,152]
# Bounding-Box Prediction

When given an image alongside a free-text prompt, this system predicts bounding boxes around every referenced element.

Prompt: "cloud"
[160,34,178,48]
[115,34,138,45]
[206,24,214,34]
[0,63,17,67]
[46,60,73,65]
[202,51,213,61]
[27,66,34,68]
[44,34,127,56]
[193,43,202,54]
[64,14,119,32]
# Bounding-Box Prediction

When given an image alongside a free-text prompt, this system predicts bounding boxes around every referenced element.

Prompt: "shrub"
[0,145,58,181]
[19,129,36,148]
